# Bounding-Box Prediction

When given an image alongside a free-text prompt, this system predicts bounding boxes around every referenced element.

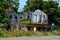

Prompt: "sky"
[18,0,27,12]
[18,0,60,12]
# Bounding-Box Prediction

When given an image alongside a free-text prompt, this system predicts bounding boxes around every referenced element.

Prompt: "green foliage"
[20,18,30,23]
[0,0,19,12]
[24,0,58,12]
[20,18,28,21]
[24,0,43,12]
[0,30,60,37]
[57,7,60,18]
[0,30,37,37]
[53,25,60,31]
[56,18,60,25]
[19,11,25,14]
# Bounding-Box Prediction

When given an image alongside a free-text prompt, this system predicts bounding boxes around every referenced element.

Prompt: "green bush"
[0,23,4,28]
[53,25,60,31]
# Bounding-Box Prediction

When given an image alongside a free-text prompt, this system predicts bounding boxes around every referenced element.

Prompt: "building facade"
[26,9,48,24]
[5,7,20,30]
[20,9,49,32]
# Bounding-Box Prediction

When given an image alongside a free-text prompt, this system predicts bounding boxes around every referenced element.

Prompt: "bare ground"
[0,36,60,40]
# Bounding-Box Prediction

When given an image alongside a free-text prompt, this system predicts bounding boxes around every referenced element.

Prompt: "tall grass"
[0,30,60,38]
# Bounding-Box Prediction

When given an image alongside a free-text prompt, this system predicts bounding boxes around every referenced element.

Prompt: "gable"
[33,9,47,16]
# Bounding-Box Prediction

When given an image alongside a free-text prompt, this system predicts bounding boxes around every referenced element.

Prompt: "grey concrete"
[0,36,60,40]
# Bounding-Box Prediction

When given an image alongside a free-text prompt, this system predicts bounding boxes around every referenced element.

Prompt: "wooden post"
[46,27,47,31]
[40,28,42,32]
[51,27,52,31]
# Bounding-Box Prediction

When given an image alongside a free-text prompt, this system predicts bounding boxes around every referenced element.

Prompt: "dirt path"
[0,36,60,40]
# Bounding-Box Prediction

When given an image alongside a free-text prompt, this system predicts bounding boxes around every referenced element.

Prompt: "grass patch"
[0,30,60,38]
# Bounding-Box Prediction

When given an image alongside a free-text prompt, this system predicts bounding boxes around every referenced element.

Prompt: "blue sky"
[18,0,27,12]
[18,0,60,12]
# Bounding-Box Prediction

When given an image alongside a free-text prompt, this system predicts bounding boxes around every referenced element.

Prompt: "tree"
[0,0,19,13]
[56,7,60,25]
[24,0,43,12]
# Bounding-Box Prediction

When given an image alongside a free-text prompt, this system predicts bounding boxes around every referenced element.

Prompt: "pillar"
[34,27,36,32]
[46,27,47,31]
[41,15,43,24]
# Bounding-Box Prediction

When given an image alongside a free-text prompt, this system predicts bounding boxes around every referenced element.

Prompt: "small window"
[20,17,22,19]
[10,15,12,19]
[15,16,17,19]
[44,15,45,17]
[28,16,29,18]
[39,15,42,22]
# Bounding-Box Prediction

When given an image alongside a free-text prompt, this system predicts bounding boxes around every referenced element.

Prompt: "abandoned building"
[5,7,20,30]
[21,9,51,32]
[5,7,51,31]
[29,9,48,23]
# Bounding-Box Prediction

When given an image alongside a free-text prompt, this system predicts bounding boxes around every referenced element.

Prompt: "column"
[34,27,36,32]
[41,15,43,24]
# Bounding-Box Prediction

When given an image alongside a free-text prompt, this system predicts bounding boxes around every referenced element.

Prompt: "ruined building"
[5,7,20,30]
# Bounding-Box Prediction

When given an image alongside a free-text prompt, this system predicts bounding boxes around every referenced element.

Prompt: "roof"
[33,9,47,15]
[5,6,16,13]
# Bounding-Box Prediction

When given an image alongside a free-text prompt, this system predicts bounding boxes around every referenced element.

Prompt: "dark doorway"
[27,27,33,31]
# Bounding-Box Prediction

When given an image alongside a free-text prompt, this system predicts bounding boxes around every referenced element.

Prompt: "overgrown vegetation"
[0,24,60,37]
[0,30,60,38]
[20,18,30,23]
